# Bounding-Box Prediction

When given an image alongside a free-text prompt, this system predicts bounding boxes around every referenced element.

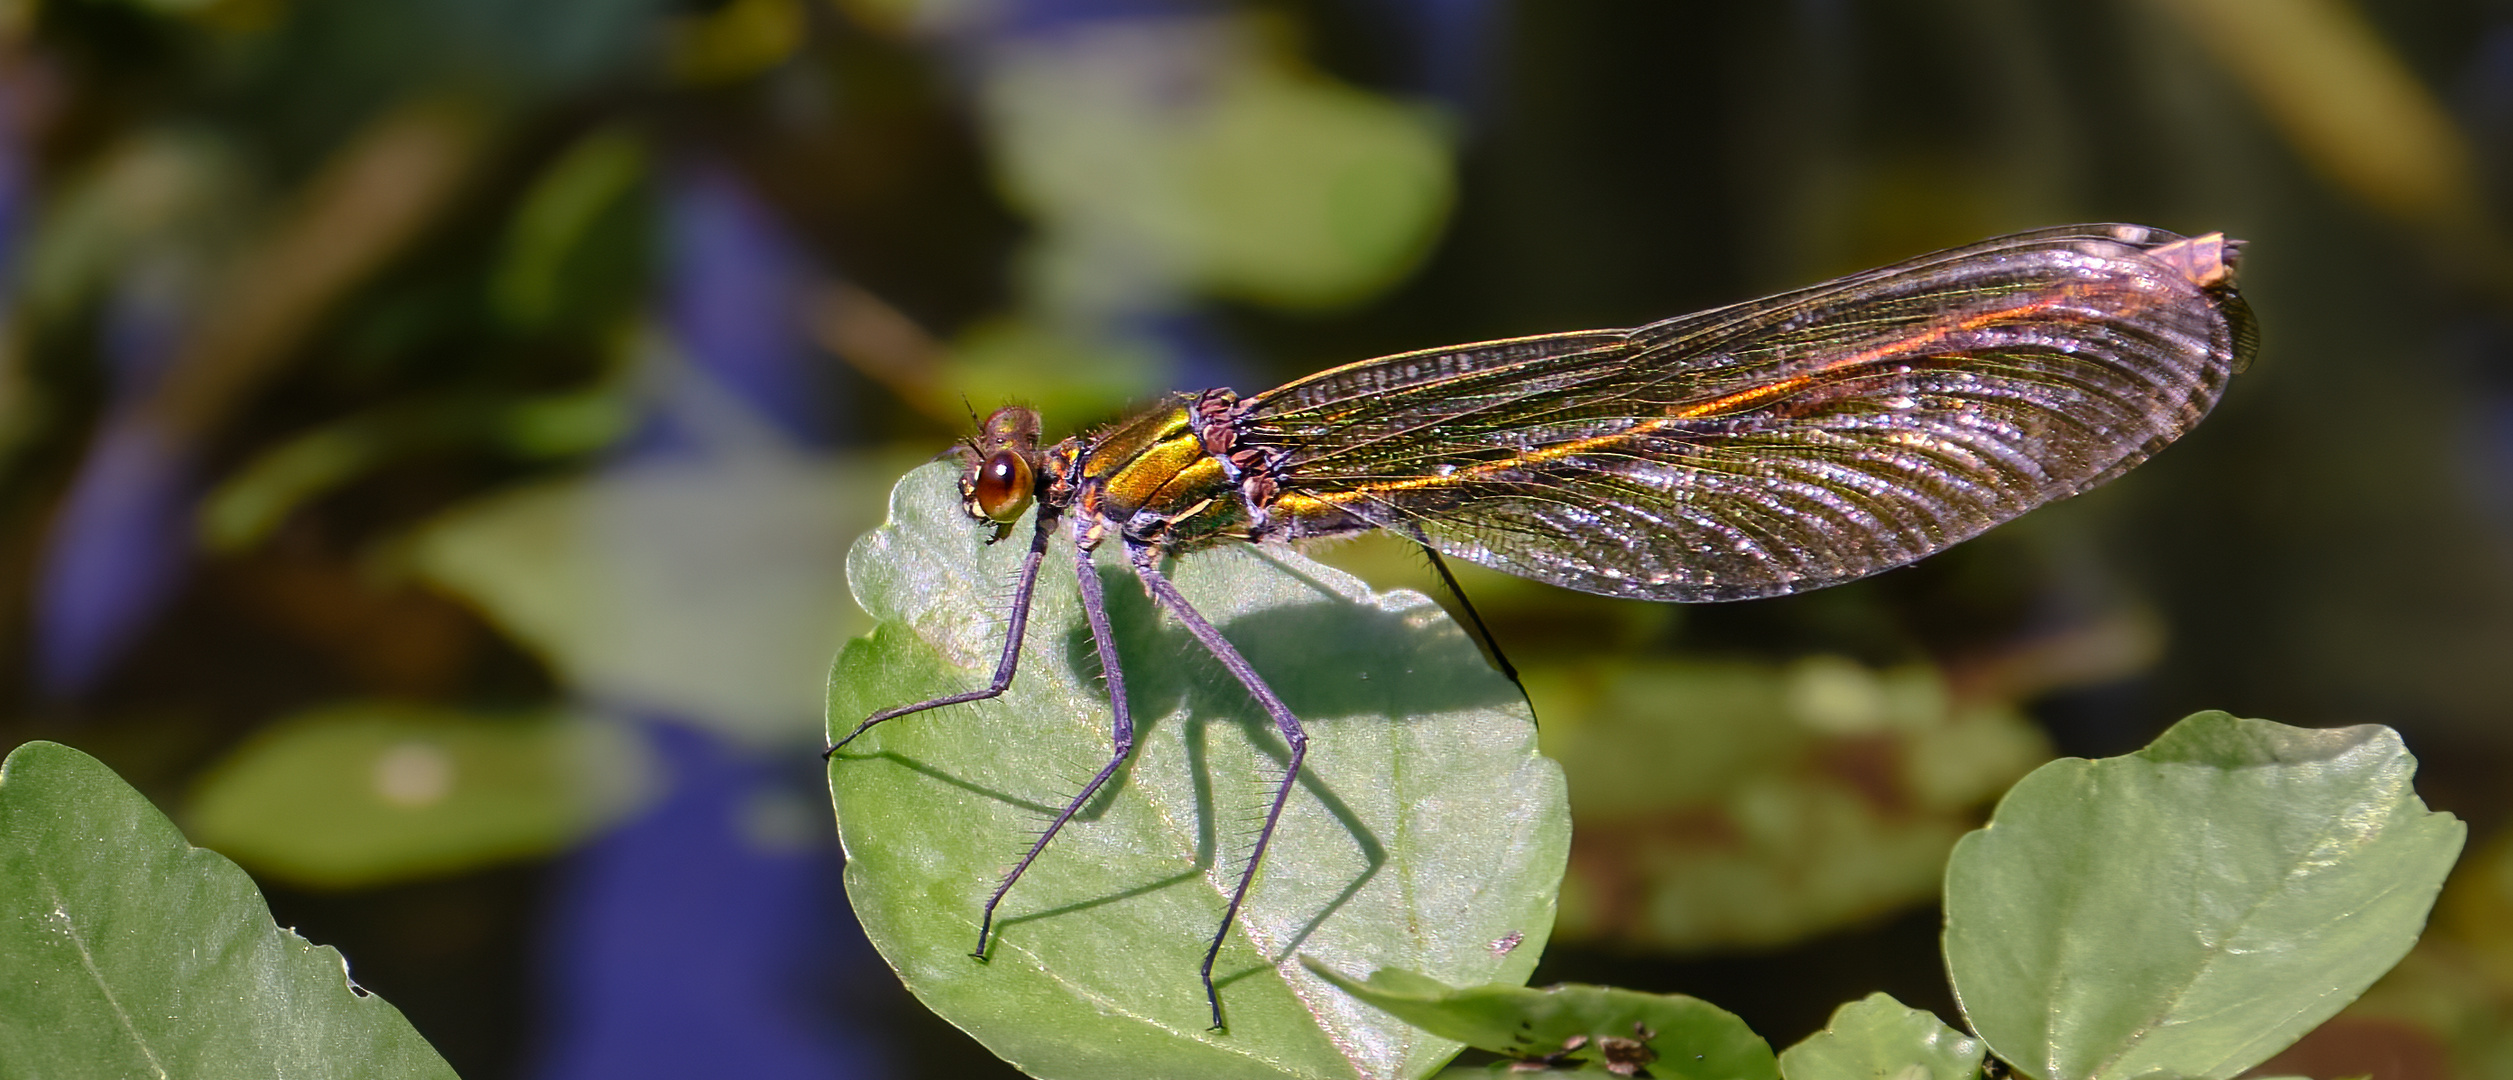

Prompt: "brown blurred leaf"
[140,100,487,444]
[803,278,957,426]
[2152,0,2513,283]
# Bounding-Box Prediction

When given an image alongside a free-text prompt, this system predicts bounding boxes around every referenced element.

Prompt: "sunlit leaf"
[1944,712,2465,1080]
[828,463,1569,1080]
[1304,961,1775,1080]
[0,741,456,1078]
[1776,993,1983,1080]
[185,702,658,889]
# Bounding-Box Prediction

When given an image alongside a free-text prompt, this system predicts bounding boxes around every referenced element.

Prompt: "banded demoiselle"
[831,224,2256,1029]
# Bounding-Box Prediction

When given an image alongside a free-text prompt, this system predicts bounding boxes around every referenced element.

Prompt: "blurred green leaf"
[1538,657,2046,951]
[2154,0,2486,237]
[20,130,246,320]
[1303,961,1775,1080]
[828,0,988,36]
[1172,55,1455,310]
[2367,831,2513,1066]
[666,0,807,85]
[200,422,384,551]
[495,381,639,457]
[1944,712,2464,1080]
[412,443,887,743]
[492,127,651,330]
[828,462,1569,1080]
[185,702,658,889]
[1776,993,1984,1080]
[201,379,636,553]
[982,19,1454,315]
[0,741,456,1078]
[941,316,1172,432]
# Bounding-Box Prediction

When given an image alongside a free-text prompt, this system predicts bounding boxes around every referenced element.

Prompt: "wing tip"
[2143,231,2242,290]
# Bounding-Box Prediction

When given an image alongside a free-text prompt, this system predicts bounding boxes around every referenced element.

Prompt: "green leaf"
[1535,656,2048,952]
[0,741,456,1078]
[1943,711,2465,1080]
[1171,59,1455,310]
[940,317,1172,430]
[827,462,1570,1079]
[980,30,1454,314]
[1303,960,1776,1080]
[1776,993,1984,1080]
[201,382,635,553]
[413,448,887,744]
[490,126,649,330]
[185,702,659,889]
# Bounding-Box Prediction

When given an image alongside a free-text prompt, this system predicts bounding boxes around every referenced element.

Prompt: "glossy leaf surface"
[828,463,1569,1079]
[1776,992,1984,1080]
[0,741,455,1078]
[1305,961,1775,1080]
[1944,712,2463,1080]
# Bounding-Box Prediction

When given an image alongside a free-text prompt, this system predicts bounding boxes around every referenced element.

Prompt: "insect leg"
[825,505,1063,759]
[1126,538,1308,1032]
[1401,522,1527,690]
[972,520,1136,958]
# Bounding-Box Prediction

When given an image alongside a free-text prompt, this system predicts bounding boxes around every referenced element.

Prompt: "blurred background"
[1,0,2511,1077]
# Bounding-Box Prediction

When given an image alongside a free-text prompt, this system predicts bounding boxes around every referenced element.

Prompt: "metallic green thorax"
[1050,396,1252,551]
[998,387,1372,555]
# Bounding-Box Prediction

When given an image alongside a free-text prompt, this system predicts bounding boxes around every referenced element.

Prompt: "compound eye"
[971,450,1035,523]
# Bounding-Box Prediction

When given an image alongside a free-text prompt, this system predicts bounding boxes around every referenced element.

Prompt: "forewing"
[1240,224,2254,601]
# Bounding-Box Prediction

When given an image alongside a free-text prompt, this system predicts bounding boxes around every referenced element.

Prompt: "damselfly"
[829,223,2256,1029]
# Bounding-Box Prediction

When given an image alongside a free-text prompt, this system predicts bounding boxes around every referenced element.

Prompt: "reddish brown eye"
[972,450,1034,523]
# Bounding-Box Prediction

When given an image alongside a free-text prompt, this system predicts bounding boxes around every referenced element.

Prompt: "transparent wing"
[1239,224,2255,601]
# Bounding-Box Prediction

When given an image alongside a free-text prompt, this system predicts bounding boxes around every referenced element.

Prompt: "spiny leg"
[1401,522,1527,690]
[826,506,1061,760]
[973,521,1136,959]
[1127,539,1308,1032]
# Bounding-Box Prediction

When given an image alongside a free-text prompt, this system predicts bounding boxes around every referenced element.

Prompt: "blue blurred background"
[4,1,2513,1078]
